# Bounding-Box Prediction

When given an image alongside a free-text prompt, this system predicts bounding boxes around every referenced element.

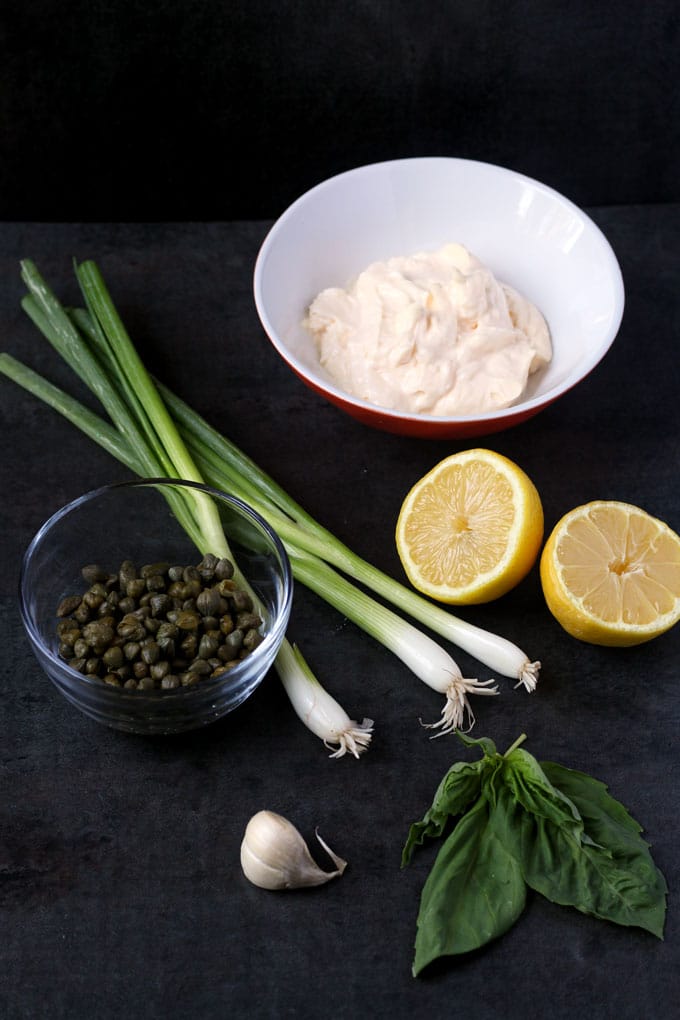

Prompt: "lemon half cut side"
[540,500,680,646]
[395,448,544,605]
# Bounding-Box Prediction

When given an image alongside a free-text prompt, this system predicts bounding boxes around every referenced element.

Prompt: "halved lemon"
[395,449,544,604]
[540,500,680,646]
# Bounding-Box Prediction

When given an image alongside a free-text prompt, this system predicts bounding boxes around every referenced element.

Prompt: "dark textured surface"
[0,2,678,219]
[0,214,678,1018]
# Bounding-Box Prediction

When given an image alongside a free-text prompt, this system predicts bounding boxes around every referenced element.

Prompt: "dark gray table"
[1,214,678,1019]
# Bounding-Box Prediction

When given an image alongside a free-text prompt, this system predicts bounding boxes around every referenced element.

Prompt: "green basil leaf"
[540,761,655,847]
[402,758,487,866]
[517,808,666,939]
[412,792,526,976]
[503,748,586,839]
[540,760,667,934]
[455,731,498,758]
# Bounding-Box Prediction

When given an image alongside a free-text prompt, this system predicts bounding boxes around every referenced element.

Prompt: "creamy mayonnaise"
[304,243,551,416]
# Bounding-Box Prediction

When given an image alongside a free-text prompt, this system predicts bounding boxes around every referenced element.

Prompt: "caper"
[184,579,202,599]
[197,633,219,660]
[197,553,219,582]
[123,678,138,690]
[137,676,155,691]
[243,628,264,652]
[123,641,141,661]
[183,565,201,584]
[117,596,136,615]
[168,565,185,582]
[145,573,166,593]
[83,590,105,611]
[103,646,124,669]
[143,616,161,634]
[150,661,170,681]
[85,657,101,675]
[56,595,82,618]
[196,588,221,617]
[216,578,236,596]
[68,657,87,673]
[125,578,146,600]
[236,611,262,632]
[188,659,211,676]
[180,672,200,687]
[117,620,146,642]
[219,630,243,659]
[161,675,180,690]
[141,641,160,665]
[214,558,234,581]
[57,619,80,638]
[82,621,115,650]
[156,621,178,640]
[150,593,171,617]
[81,564,109,585]
[210,665,229,677]
[140,562,169,579]
[102,673,121,687]
[219,615,234,636]
[214,660,238,674]
[118,560,137,586]
[133,661,149,680]
[157,635,176,659]
[73,602,91,624]
[231,590,253,613]
[176,610,200,631]
[179,633,198,658]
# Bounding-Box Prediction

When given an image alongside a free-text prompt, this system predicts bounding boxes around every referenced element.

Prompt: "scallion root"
[422,675,499,737]
[516,660,541,692]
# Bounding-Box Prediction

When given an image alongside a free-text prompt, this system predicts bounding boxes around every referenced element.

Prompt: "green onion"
[7,261,374,758]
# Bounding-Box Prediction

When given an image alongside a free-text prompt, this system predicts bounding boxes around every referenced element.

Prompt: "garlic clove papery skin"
[240,810,347,890]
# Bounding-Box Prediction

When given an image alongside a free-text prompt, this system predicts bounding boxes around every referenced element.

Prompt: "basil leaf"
[503,748,590,843]
[516,807,666,938]
[455,731,498,758]
[540,760,667,936]
[540,761,657,848]
[402,758,487,866]
[412,792,526,975]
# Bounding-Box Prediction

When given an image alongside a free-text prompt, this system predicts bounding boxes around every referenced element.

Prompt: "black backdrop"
[1,0,678,221]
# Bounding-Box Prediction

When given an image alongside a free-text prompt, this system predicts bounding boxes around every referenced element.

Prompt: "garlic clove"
[240,810,347,890]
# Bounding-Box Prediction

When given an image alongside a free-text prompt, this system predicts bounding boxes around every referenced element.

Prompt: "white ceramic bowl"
[253,157,625,438]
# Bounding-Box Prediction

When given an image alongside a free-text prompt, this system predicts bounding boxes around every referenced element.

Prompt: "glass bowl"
[19,479,293,735]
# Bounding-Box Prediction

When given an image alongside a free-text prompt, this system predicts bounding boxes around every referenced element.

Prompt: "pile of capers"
[55,554,264,691]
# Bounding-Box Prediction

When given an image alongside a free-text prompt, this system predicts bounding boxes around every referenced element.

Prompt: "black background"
[0,1,678,220]
[1,4,679,1020]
